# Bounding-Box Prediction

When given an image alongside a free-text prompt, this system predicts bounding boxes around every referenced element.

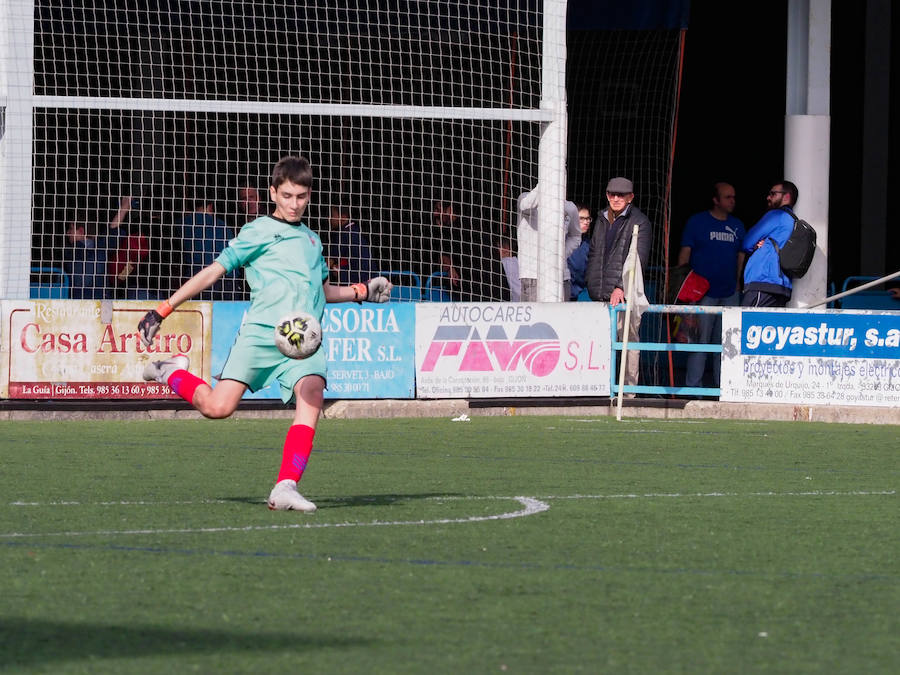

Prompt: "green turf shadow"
[0,616,371,669]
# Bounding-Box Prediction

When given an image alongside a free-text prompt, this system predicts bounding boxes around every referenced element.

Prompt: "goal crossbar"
[33,96,556,122]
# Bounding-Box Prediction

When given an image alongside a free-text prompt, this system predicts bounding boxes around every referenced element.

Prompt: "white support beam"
[785,0,831,309]
[536,0,568,302]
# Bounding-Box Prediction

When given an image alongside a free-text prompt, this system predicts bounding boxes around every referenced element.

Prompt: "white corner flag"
[617,224,648,420]
[622,232,649,323]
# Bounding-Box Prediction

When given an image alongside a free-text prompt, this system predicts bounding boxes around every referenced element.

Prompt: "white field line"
[544,490,896,499]
[1,490,893,539]
[0,497,549,539]
[10,499,235,507]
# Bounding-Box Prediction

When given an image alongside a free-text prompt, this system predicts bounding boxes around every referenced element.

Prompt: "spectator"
[741,181,798,308]
[237,185,262,221]
[180,195,239,300]
[497,236,519,302]
[516,186,581,301]
[480,229,514,302]
[567,202,593,300]
[678,182,746,388]
[420,197,482,301]
[106,196,152,300]
[324,203,375,284]
[62,209,109,300]
[585,177,652,393]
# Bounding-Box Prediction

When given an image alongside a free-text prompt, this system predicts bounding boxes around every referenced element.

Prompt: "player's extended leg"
[143,355,246,419]
[267,375,325,513]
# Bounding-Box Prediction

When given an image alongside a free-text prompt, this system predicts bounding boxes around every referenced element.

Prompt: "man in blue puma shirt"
[678,182,745,388]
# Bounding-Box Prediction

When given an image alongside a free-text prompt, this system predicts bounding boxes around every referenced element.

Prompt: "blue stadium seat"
[840,293,899,310]
[378,270,422,302]
[841,276,878,293]
[30,267,70,299]
[826,281,836,308]
[424,271,452,302]
[839,276,900,310]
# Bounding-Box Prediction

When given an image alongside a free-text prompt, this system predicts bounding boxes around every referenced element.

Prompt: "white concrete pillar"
[785,0,830,309]
[535,0,568,303]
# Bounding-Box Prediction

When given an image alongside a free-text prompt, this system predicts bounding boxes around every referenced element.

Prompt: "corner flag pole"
[616,223,640,421]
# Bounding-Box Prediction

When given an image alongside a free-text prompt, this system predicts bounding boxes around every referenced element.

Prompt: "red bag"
[675,270,710,304]
[109,234,149,283]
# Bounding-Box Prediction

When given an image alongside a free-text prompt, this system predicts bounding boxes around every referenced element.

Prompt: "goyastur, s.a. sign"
[1,299,210,399]
[414,303,610,398]
[720,308,900,407]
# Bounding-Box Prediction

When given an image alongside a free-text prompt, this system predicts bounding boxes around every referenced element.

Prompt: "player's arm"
[323,276,393,303]
[169,262,227,307]
[137,262,227,346]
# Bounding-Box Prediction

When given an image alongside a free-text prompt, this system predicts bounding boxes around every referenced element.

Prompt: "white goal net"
[4,1,563,302]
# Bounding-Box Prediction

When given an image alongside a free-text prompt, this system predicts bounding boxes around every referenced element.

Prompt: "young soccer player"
[137,156,392,512]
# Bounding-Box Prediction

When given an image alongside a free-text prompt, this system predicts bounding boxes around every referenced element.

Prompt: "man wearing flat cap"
[585,177,652,390]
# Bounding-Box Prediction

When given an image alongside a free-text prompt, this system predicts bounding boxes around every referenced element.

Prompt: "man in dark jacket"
[585,177,652,391]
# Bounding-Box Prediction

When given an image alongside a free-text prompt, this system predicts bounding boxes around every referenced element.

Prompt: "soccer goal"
[1,1,570,302]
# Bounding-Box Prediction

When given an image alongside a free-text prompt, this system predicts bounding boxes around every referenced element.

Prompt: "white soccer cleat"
[142,354,190,384]
[267,479,317,513]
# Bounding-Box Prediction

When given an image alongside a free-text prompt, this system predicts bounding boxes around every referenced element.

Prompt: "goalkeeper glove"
[138,301,173,347]
[138,310,163,347]
[366,276,393,303]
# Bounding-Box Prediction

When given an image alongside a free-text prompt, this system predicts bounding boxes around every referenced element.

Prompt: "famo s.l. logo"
[420,322,561,376]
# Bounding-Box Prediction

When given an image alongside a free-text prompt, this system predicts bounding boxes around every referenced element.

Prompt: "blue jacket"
[567,238,589,300]
[64,235,110,300]
[325,221,374,284]
[742,207,795,296]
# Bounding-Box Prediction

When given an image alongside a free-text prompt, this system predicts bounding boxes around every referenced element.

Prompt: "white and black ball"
[274,311,322,359]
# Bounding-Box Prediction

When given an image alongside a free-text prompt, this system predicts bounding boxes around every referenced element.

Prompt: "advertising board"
[211,302,415,399]
[1,299,210,399]
[415,303,611,398]
[720,308,900,407]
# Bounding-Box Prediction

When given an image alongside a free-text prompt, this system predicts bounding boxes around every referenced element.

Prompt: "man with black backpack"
[741,180,801,307]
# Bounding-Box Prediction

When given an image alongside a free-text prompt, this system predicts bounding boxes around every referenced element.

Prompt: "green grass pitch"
[0,415,897,674]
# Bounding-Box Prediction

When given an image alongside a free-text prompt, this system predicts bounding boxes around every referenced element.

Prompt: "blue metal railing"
[610,303,724,398]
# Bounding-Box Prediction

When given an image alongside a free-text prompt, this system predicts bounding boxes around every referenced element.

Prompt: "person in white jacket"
[516,186,582,301]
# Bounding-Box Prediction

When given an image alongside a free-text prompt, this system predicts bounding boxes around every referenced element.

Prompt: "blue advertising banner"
[721,309,900,407]
[212,302,416,399]
[741,311,900,359]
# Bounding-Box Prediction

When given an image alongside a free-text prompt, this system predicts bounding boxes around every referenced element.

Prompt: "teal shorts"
[220,323,327,404]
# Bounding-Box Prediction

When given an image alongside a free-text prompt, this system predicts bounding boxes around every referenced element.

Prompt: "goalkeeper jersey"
[215,215,329,328]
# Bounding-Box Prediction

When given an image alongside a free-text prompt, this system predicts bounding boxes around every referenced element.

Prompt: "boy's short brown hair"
[271,156,313,189]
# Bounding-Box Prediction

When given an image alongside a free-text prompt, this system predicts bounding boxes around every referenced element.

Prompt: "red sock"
[167,369,205,405]
[277,424,315,483]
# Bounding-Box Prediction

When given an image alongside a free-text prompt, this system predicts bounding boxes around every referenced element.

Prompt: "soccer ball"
[274,311,322,359]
